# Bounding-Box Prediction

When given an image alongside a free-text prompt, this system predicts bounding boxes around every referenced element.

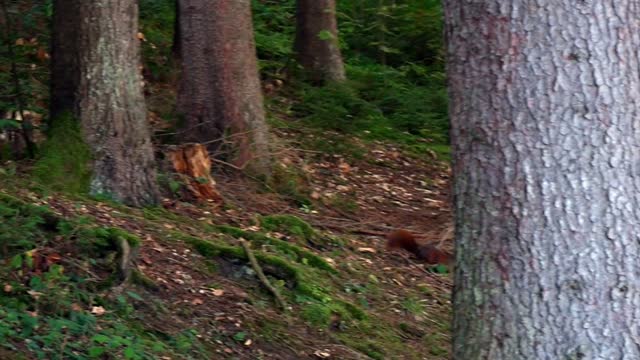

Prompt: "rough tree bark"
[50,0,159,206]
[294,0,346,83]
[176,0,270,176]
[445,1,640,358]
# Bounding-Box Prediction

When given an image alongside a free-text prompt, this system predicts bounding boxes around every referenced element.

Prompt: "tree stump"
[167,143,222,203]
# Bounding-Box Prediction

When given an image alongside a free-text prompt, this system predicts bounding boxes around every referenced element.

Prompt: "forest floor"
[0,123,453,359]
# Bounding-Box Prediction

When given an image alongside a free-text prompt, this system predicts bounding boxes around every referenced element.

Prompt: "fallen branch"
[239,238,288,311]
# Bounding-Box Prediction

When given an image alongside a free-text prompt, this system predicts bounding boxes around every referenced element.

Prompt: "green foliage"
[33,113,92,194]
[252,0,296,78]
[251,0,449,157]
[338,0,444,68]
[0,1,50,127]
[0,197,207,359]
[293,63,448,150]
[0,193,55,257]
[139,0,176,81]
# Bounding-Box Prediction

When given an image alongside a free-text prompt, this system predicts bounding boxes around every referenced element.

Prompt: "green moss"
[33,112,92,194]
[130,269,160,291]
[337,299,367,321]
[401,295,425,316]
[212,225,337,273]
[301,299,367,328]
[180,234,337,301]
[108,227,141,248]
[259,214,316,243]
[301,303,334,326]
[326,194,360,214]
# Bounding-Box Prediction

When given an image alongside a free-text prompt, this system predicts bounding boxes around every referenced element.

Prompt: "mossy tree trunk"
[50,0,159,206]
[445,0,640,358]
[294,0,346,83]
[176,0,270,177]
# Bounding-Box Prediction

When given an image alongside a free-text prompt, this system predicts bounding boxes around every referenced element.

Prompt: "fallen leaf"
[91,306,106,316]
[212,289,224,297]
[3,284,12,293]
[141,254,153,265]
[36,47,49,61]
[46,253,62,265]
[357,247,376,254]
[314,349,331,358]
[27,290,43,300]
[338,161,351,174]
[244,339,252,346]
[192,298,204,305]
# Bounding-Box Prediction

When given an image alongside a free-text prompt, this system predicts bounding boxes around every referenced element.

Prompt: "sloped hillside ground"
[0,131,452,359]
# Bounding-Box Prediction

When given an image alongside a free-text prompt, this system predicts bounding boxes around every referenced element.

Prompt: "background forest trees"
[176,0,270,176]
[1,0,447,201]
[294,0,345,83]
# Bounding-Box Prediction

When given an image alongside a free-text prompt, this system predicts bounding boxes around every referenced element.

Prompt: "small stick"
[239,238,288,311]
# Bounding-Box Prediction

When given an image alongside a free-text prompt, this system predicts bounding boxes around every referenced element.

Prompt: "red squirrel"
[386,229,453,267]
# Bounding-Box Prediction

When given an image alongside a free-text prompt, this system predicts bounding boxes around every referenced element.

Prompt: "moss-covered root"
[212,224,337,274]
[239,238,288,311]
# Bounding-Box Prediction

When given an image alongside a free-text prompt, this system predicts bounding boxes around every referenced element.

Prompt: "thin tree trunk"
[50,0,159,207]
[0,0,35,158]
[294,0,346,83]
[172,0,180,59]
[445,1,640,358]
[176,0,270,176]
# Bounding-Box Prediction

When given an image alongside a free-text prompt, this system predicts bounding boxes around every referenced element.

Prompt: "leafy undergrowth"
[0,147,452,359]
[0,193,203,359]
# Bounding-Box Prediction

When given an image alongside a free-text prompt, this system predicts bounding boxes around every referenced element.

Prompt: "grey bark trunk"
[294,0,346,83]
[176,0,270,176]
[445,1,640,359]
[50,0,159,206]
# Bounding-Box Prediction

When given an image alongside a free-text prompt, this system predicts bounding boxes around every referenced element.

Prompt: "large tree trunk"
[176,0,270,176]
[445,1,640,358]
[294,0,346,83]
[50,0,159,207]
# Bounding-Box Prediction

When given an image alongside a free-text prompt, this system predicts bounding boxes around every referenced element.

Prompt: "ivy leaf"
[0,119,20,130]
[91,334,110,344]
[123,346,137,359]
[88,346,106,358]
[126,291,143,301]
[10,255,22,269]
[233,331,247,342]
[317,30,334,41]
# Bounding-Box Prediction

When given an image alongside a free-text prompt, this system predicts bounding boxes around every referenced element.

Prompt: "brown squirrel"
[386,229,453,266]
